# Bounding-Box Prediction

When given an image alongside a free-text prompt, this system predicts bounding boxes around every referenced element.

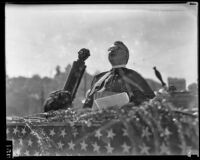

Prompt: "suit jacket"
[83,67,155,108]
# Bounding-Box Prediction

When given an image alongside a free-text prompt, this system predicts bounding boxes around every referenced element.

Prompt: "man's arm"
[82,76,97,108]
[126,69,155,99]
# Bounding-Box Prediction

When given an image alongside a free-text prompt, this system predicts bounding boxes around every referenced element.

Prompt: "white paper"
[94,92,129,110]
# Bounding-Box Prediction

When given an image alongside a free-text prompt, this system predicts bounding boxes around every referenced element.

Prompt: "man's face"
[108,44,120,57]
[108,43,127,66]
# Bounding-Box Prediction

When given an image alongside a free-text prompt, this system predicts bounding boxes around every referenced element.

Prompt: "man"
[83,41,155,108]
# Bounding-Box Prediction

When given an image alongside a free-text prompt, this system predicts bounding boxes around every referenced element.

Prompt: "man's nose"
[108,45,117,52]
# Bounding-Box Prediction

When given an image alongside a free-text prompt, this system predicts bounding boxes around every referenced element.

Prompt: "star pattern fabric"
[139,143,150,155]
[60,129,66,138]
[105,142,114,154]
[7,119,198,156]
[49,129,56,137]
[57,141,64,150]
[160,143,170,155]
[80,141,88,151]
[122,128,128,137]
[107,129,116,139]
[121,142,131,153]
[68,140,75,150]
[28,139,33,147]
[141,127,151,141]
[6,98,199,156]
[94,129,102,140]
[92,142,100,153]
[13,127,19,135]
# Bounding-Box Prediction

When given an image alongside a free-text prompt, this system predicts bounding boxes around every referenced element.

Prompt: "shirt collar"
[112,64,126,69]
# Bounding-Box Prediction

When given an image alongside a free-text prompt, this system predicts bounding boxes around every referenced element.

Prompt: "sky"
[5,3,198,86]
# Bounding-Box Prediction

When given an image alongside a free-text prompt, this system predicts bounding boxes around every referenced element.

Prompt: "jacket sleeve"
[127,70,155,99]
[82,76,97,108]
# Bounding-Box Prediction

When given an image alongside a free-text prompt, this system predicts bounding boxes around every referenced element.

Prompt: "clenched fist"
[44,90,72,112]
[78,48,90,61]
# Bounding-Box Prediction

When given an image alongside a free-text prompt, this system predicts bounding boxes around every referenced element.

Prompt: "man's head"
[108,41,129,66]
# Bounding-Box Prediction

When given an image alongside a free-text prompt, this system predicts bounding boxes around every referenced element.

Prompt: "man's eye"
[110,53,115,56]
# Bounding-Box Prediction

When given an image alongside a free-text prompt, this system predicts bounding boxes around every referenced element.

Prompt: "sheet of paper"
[94,92,129,110]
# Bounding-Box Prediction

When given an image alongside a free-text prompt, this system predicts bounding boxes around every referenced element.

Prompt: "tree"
[56,65,61,76]
[32,74,41,80]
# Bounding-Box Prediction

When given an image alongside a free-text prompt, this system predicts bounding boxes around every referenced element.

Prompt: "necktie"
[88,71,113,96]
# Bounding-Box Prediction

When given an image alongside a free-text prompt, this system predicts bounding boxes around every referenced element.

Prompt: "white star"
[141,127,151,141]
[105,142,114,154]
[13,127,19,135]
[92,142,100,153]
[80,140,88,151]
[95,129,102,140]
[160,143,170,154]
[60,129,66,138]
[121,142,131,153]
[24,150,30,156]
[139,143,150,155]
[164,128,172,137]
[37,139,42,146]
[6,128,9,135]
[13,148,21,156]
[19,138,23,146]
[49,129,55,136]
[34,151,40,156]
[30,130,35,135]
[73,131,78,137]
[68,140,75,150]
[41,129,45,136]
[107,129,116,139]
[28,139,33,147]
[57,141,64,150]
[86,121,92,127]
[122,128,128,137]
[21,128,26,135]
[69,121,74,127]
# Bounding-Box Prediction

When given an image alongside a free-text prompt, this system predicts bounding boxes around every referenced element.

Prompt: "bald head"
[108,41,129,66]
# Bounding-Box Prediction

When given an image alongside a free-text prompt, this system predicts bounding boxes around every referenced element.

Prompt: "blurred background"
[5,4,198,116]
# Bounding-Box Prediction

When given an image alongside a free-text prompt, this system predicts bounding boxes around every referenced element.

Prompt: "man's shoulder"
[122,68,149,83]
[122,68,142,77]
[94,68,142,77]
[93,68,144,80]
